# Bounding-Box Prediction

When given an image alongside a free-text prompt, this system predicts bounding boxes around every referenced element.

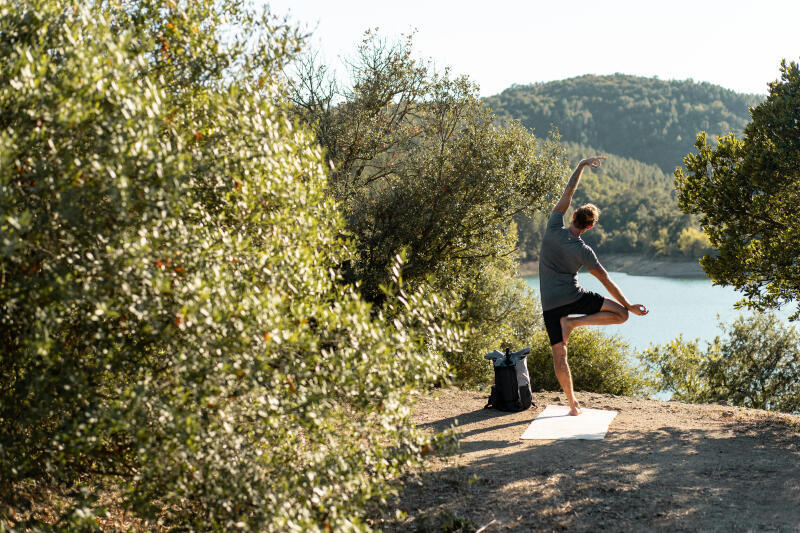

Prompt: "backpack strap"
[485,385,498,409]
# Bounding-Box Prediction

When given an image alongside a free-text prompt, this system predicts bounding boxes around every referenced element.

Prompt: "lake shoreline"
[519,253,707,278]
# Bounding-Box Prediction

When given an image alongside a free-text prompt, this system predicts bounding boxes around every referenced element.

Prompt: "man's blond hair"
[573,203,600,230]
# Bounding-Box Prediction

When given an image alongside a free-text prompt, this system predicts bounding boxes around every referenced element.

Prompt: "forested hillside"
[494,74,763,260]
[515,142,710,261]
[486,74,763,173]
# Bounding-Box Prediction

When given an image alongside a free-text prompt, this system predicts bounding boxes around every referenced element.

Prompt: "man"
[539,155,648,416]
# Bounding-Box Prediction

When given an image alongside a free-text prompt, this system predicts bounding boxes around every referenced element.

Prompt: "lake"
[524,272,796,353]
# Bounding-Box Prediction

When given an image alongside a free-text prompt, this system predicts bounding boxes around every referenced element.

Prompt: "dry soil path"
[378,389,800,532]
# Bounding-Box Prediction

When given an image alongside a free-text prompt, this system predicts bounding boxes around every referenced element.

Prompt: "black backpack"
[484,347,533,412]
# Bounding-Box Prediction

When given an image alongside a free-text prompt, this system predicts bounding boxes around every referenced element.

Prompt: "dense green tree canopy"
[675,60,800,319]
[289,34,567,302]
[1,1,462,529]
[486,74,762,173]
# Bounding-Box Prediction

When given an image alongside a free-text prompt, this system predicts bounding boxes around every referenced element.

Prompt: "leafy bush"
[642,314,800,413]
[0,1,463,530]
[439,253,543,387]
[527,329,652,396]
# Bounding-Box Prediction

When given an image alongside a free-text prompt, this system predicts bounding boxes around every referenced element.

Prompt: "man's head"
[572,203,600,231]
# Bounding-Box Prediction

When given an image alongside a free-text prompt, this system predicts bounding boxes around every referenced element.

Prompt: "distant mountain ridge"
[485,74,763,173]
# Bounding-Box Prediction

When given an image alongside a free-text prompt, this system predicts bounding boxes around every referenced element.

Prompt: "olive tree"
[0,1,462,530]
[290,35,567,297]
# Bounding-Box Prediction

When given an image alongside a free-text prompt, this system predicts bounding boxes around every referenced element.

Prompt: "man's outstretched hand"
[628,304,649,316]
[580,156,607,169]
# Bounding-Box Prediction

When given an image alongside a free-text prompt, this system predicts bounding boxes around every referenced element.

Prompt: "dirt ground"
[376,389,800,532]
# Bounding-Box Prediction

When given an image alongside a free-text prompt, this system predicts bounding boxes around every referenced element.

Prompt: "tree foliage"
[675,60,800,319]
[642,314,800,413]
[486,74,762,173]
[289,33,568,299]
[0,1,462,530]
[288,33,567,382]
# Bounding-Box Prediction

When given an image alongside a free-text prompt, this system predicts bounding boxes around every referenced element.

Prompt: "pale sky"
[264,0,799,97]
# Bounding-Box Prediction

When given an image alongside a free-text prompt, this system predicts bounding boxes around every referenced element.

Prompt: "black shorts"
[542,291,606,346]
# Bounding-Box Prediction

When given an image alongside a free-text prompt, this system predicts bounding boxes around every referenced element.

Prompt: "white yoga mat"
[521,404,618,440]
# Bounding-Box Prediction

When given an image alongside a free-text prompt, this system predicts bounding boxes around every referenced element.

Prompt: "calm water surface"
[525,272,795,353]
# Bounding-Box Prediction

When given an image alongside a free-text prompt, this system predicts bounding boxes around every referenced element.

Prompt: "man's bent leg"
[551,342,581,416]
[561,299,628,343]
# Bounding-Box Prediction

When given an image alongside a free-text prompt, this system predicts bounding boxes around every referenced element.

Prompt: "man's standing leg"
[551,341,581,415]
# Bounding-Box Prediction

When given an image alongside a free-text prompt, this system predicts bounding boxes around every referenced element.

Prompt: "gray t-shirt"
[538,211,600,311]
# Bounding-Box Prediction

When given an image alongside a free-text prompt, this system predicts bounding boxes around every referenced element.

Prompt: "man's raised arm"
[552,156,606,213]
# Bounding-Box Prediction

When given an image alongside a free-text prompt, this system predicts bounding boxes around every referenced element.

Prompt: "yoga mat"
[521,404,618,440]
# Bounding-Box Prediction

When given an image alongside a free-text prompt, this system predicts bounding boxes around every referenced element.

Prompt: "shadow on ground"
[381,392,800,532]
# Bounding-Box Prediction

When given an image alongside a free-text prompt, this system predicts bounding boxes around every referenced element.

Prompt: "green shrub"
[527,329,653,396]
[438,253,542,387]
[0,1,462,530]
[642,314,800,412]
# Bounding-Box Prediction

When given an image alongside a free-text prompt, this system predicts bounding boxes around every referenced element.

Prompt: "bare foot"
[569,402,582,416]
[560,316,573,345]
